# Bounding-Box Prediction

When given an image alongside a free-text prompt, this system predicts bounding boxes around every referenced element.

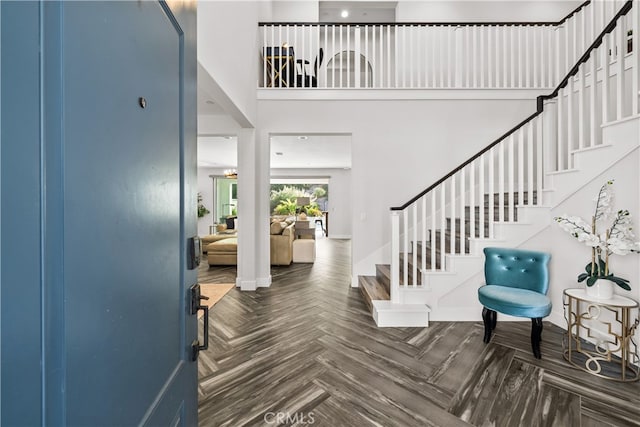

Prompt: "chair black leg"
[482,308,496,343]
[531,318,543,359]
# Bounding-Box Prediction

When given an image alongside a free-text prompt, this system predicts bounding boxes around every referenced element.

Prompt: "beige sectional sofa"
[206,238,238,266]
[269,221,295,266]
[205,221,295,266]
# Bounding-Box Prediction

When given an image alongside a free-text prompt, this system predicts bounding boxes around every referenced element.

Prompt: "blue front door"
[1,1,198,425]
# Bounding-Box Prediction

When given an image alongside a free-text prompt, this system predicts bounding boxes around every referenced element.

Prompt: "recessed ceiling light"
[205,100,215,105]
[298,136,308,141]
[275,152,283,156]
[341,10,349,18]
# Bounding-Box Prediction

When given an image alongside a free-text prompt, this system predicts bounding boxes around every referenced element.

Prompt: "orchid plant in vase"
[554,180,640,296]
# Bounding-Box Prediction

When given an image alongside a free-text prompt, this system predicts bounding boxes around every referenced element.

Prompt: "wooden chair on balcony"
[295,48,323,88]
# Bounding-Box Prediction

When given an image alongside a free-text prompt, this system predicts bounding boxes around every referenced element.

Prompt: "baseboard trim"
[351,275,359,287]
[257,275,272,287]
[236,278,257,291]
[329,235,351,239]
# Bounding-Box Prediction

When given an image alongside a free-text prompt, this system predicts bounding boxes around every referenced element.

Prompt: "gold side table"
[563,288,639,382]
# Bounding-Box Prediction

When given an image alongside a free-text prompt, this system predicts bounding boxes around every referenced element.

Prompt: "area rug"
[197,283,235,319]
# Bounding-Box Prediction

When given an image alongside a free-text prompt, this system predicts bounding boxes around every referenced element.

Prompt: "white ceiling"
[319,1,397,22]
[197,87,226,115]
[197,134,352,169]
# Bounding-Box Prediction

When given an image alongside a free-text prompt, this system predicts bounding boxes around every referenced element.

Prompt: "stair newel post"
[390,211,401,303]
[542,98,558,185]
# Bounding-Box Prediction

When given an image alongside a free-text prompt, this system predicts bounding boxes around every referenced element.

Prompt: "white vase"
[586,279,614,299]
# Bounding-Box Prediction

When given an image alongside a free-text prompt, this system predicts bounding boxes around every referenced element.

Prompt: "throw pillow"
[270,221,285,235]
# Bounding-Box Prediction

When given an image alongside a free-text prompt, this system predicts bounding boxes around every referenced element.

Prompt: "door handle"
[190,283,210,361]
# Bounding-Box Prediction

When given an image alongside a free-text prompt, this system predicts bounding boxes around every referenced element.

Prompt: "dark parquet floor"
[197,237,640,427]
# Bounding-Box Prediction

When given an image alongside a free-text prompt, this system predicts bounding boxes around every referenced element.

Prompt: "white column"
[236,128,258,291]
[256,130,272,288]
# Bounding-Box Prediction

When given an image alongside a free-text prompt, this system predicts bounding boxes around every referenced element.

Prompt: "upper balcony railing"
[258,0,627,90]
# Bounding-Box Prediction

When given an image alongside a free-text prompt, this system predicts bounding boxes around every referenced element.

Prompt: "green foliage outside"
[270,184,328,216]
[197,193,210,218]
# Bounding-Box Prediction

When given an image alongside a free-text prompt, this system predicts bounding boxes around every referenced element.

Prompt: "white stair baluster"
[518,27,523,87]
[473,26,479,88]
[331,26,336,88]
[387,25,391,88]
[634,1,640,115]
[498,142,505,223]
[470,161,476,240]
[578,65,586,150]
[536,117,543,202]
[347,25,351,88]
[489,25,495,88]
[460,168,466,255]
[557,86,565,170]
[403,209,408,287]
[443,26,449,88]
[480,26,486,88]
[602,32,610,124]
[412,203,417,287]
[489,147,496,236]
[616,23,625,120]
[323,25,328,88]
[390,212,400,302]
[532,26,537,87]
[555,25,561,85]
[518,130,524,208]
[479,155,486,238]
[572,9,578,67]
[450,174,456,255]
[503,26,509,87]
[431,26,436,88]
[508,135,515,222]
[339,26,344,88]
[421,196,426,276]
[527,122,534,205]
[364,25,369,88]
[431,191,436,271]
[589,50,597,147]
[510,26,516,87]
[440,184,446,270]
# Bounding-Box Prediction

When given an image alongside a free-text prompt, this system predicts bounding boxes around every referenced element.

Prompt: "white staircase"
[361,0,640,327]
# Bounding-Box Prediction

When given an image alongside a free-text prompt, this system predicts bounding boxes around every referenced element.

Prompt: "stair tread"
[359,275,390,303]
[375,264,391,294]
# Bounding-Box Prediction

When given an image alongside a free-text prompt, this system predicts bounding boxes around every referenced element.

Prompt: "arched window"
[326,51,373,88]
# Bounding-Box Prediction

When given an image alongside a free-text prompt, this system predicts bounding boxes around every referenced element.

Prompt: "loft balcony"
[257,2,632,96]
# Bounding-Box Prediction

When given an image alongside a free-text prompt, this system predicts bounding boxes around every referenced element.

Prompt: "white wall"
[198,1,261,125]
[257,97,537,282]
[271,1,319,22]
[395,1,583,23]
[271,168,352,238]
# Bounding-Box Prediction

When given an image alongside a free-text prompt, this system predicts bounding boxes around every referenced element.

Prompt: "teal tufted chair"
[478,247,552,359]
